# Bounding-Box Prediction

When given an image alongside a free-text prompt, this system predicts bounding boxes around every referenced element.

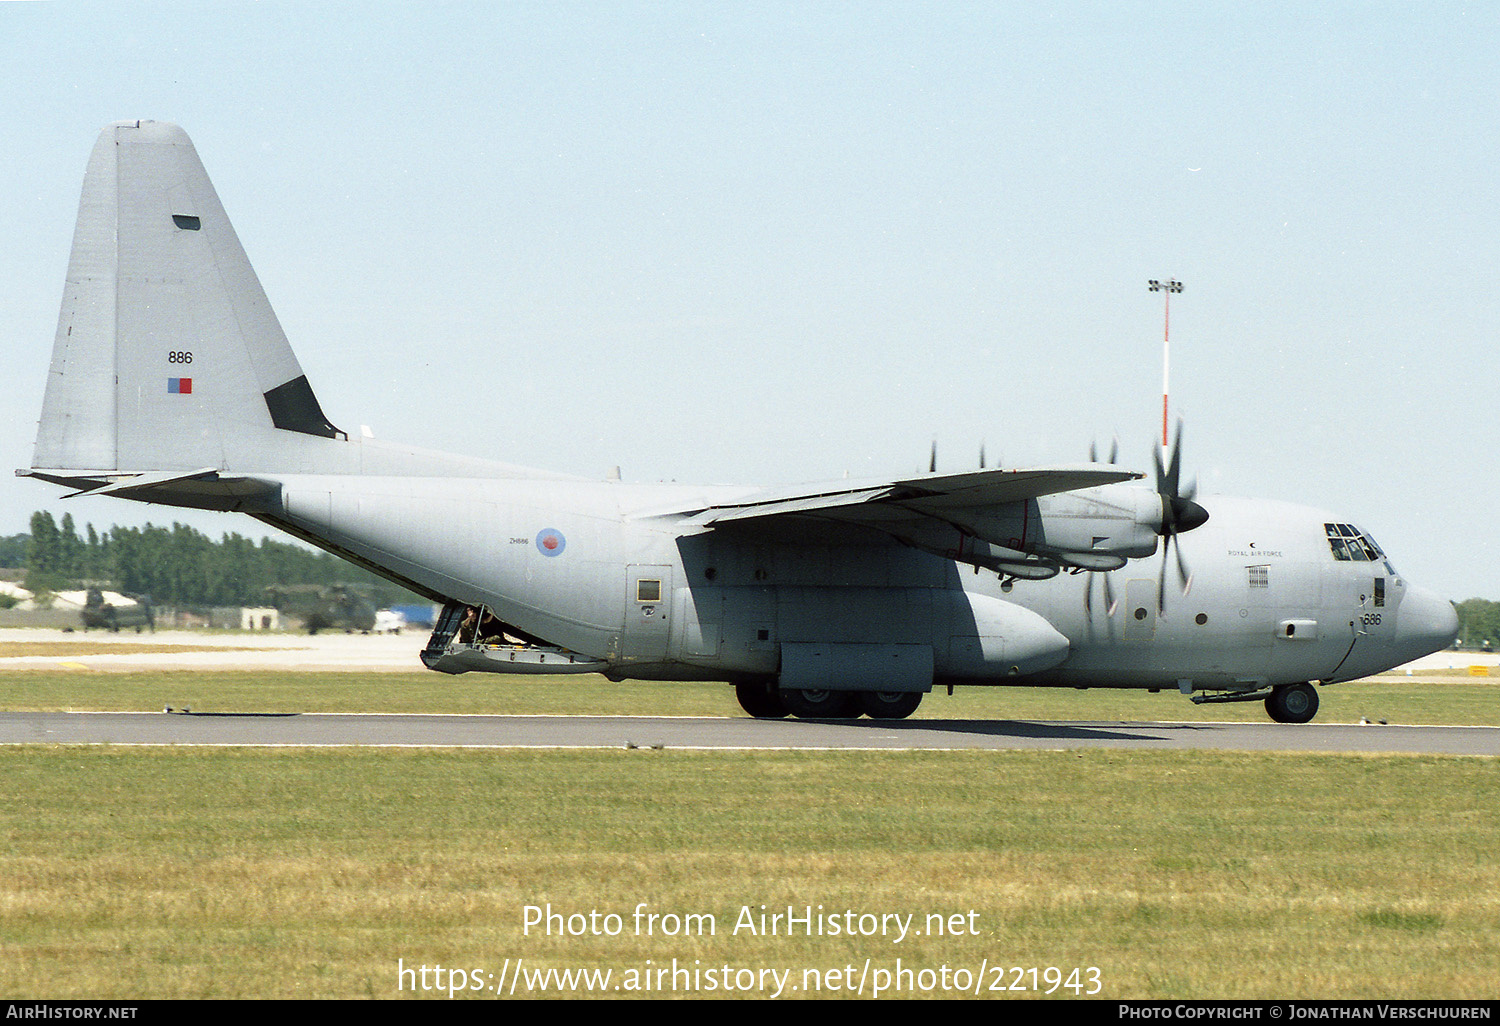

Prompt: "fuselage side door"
[621,564,674,664]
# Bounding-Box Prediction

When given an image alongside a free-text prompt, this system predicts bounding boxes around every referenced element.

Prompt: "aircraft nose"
[1397,585,1460,660]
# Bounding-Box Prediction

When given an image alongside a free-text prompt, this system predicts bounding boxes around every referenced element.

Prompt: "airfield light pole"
[1148,278,1184,448]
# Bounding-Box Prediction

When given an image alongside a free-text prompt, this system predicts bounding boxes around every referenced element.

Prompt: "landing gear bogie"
[757,687,925,720]
[777,688,860,719]
[735,682,788,719]
[856,690,923,719]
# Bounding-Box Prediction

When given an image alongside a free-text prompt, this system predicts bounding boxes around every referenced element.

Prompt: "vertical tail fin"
[32,121,342,475]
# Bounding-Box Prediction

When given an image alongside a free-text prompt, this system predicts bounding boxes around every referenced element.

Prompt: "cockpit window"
[1325,523,1385,563]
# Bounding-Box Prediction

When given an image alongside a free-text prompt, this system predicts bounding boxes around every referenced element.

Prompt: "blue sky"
[2,2,1496,600]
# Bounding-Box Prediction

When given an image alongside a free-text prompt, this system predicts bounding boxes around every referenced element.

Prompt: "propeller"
[1089,436,1120,465]
[1151,420,1209,614]
[1083,563,1117,620]
[1082,435,1121,621]
[929,440,996,473]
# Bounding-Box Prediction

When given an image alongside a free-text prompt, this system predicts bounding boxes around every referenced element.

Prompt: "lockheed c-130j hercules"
[21,122,1459,723]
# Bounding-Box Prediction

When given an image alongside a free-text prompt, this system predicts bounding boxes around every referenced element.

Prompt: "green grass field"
[2,665,1496,1000]
[1,745,1496,1000]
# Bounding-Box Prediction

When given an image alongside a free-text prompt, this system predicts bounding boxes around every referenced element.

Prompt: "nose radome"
[1398,585,1460,660]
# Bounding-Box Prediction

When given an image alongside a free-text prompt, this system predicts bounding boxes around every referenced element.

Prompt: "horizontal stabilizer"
[61,467,225,498]
[22,467,277,511]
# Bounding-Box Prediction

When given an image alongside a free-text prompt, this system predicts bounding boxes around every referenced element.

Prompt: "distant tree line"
[15,511,422,609]
[1455,599,1500,649]
[0,532,26,569]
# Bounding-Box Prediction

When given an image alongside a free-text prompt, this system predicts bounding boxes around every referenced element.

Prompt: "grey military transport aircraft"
[21,122,1459,722]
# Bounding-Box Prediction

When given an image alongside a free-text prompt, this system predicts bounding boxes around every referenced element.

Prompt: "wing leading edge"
[679,465,1140,527]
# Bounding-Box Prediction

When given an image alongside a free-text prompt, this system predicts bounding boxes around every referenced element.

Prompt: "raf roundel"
[535,529,566,557]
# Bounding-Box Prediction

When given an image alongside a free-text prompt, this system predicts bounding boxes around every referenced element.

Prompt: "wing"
[677,465,1137,527]
[665,465,1148,577]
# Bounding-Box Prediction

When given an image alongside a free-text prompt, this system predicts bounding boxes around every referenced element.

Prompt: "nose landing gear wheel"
[1265,682,1319,724]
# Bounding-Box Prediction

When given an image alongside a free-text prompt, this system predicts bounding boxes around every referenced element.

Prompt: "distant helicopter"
[263,583,376,635]
[80,588,155,633]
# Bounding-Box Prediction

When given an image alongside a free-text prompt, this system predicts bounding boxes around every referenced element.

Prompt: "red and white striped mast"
[1148,278,1184,448]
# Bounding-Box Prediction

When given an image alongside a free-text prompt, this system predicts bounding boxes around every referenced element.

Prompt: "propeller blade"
[929,441,937,474]
[1166,420,1183,497]
[1084,570,1120,619]
[1149,421,1204,613]
[1155,529,1196,616]
[1157,543,1170,615]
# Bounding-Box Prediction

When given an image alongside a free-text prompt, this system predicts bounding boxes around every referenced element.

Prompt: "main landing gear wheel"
[735,682,787,719]
[1265,683,1319,724]
[856,690,923,719]
[778,688,859,719]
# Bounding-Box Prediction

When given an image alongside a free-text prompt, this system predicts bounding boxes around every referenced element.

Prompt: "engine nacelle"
[881,484,1165,578]
[1028,485,1163,560]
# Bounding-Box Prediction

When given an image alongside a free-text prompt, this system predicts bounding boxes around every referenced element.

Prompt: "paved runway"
[3,632,1496,754]
[2,710,1496,755]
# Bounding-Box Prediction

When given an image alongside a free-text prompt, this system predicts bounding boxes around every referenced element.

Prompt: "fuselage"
[263,474,1457,695]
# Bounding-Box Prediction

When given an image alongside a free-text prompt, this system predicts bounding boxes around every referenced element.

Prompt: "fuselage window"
[636,579,662,603]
